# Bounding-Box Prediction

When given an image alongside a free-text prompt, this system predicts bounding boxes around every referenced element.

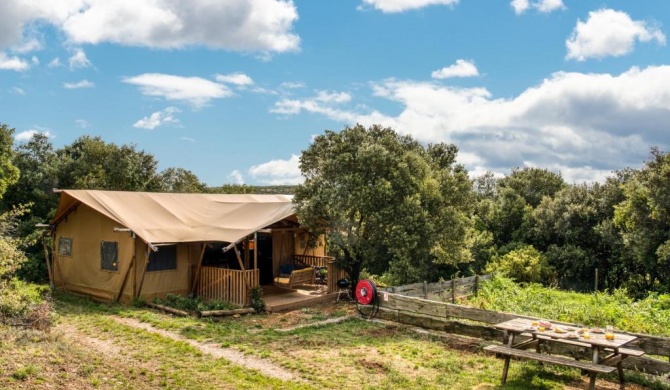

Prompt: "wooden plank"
[393,294,447,318]
[190,243,207,295]
[42,235,54,287]
[115,255,135,302]
[484,345,617,374]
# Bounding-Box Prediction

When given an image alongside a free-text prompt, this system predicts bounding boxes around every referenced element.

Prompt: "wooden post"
[594,268,598,292]
[234,243,246,271]
[253,232,258,270]
[42,234,54,288]
[116,255,135,302]
[136,247,151,299]
[244,237,250,270]
[190,243,207,296]
[451,278,456,303]
[474,275,480,296]
[423,281,428,299]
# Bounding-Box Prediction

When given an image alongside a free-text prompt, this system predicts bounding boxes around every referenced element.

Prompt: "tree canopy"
[294,124,474,286]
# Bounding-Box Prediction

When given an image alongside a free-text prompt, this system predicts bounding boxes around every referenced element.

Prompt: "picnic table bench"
[486,318,643,390]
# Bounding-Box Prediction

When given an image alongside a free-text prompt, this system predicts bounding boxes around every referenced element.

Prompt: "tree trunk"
[344,248,362,297]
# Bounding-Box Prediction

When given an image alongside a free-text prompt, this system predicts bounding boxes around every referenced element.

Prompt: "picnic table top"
[494,317,638,349]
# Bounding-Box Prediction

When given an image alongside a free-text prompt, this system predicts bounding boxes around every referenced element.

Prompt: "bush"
[486,245,556,285]
[153,294,237,312]
[249,287,265,313]
[0,279,53,330]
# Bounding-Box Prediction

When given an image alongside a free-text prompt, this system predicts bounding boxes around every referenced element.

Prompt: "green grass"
[1,290,668,389]
[468,275,670,336]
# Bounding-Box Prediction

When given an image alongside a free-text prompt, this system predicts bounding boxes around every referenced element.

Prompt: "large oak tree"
[294,124,474,286]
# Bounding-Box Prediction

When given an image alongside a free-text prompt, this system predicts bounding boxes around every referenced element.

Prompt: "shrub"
[486,245,556,285]
[249,287,265,313]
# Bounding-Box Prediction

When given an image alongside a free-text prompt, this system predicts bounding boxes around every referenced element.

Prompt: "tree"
[157,167,205,193]
[498,167,565,208]
[0,124,19,199]
[615,148,670,295]
[2,133,60,282]
[56,136,161,191]
[294,124,474,287]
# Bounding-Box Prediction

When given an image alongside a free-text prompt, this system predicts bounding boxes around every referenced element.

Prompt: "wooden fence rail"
[294,255,334,268]
[197,267,259,306]
[381,274,492,303]
[375,291,670,376]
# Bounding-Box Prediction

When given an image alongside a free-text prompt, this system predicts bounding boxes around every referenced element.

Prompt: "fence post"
[423,281,428,299]
[474,275,480,296]
[451,278,456,303]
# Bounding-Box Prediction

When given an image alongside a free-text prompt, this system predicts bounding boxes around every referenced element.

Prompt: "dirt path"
[112,316,302,382]
[274,315,356,332]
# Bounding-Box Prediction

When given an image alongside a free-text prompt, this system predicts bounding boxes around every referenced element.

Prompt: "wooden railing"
[197,267,259,306]
[294,254,334,268]
[382,274,492,303]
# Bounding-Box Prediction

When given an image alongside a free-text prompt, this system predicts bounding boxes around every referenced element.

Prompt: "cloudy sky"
[1,0,669,185]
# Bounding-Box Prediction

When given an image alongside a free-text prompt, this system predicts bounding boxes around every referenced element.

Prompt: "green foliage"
[153,294,237,312]
[295,124,474,287]
[470,275,670,336]
[615,147,670,296]
[156,167,206,193]
[249,286,265,313]
[0,123,20,199]
[486,245,556,285]
[498,167,566,208]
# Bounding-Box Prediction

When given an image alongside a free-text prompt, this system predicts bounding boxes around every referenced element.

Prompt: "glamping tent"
[47,190,329,304]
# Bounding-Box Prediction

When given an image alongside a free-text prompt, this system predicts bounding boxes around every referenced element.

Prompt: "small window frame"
[101,241,119,272]
[58,237,73,257]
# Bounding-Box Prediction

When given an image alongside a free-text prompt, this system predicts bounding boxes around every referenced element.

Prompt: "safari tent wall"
[53,203,135,301]
[52,203,192,302]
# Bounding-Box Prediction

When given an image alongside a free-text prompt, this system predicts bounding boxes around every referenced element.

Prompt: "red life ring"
[355,279,377,305]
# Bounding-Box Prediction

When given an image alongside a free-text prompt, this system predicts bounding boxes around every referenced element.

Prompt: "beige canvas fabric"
[52,190,296,245]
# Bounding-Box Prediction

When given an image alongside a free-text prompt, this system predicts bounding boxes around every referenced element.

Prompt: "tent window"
[58,237,73,256]
[147,245,177,272]
[101,241,119,271]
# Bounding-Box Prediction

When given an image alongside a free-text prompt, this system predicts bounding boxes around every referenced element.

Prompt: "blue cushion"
[280,264,295,274]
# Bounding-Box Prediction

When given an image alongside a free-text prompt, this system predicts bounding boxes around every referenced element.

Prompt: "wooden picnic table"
[485,317,644,390]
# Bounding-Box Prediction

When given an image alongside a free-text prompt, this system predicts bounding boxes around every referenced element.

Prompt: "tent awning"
[52,190,296,245]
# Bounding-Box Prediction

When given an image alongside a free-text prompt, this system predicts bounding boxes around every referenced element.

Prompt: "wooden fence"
[294,254,334,268]
[197,267,259,306]
[381,274,491,302]
[375,290,670,376]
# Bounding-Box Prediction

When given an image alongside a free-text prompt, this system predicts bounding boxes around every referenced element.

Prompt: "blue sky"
[1,0,669,186]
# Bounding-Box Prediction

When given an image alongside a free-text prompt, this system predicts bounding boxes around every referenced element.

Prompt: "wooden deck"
[262,284,338,312]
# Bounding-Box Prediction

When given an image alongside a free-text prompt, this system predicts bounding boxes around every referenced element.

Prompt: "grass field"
[1,292,668,389]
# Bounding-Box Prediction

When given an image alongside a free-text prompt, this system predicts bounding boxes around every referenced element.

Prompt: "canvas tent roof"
[52,190,296,245]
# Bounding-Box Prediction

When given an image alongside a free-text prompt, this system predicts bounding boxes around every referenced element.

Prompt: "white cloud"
[431,59,479,79]
[63,79,94,89]
[15,129,52,142]
[31,56,39,65]
[75,119,90,128]
[48,57,61,67]
[0,53,29,71]
[215,72,254,86]
[271,90,353,115]
[360,0,459,13]
[272,66,670,183]
[227,170,245,185]
[133,107,181,130]
[68,48,91,69]
[123,73,231,108]
[511,0,565,15]
[280,81,305,89]
[180,136,195,143]
[0,0,300,54]
[13,37,43,53]
[566,9,666,61]
[248,154,302,185]
[10,87,25,95]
